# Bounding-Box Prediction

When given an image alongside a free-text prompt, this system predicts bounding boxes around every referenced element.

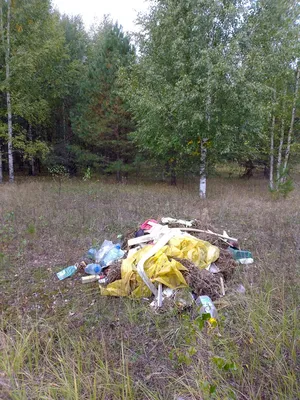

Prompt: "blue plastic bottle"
[56,265,77,280]
[102,244,125,267]
[84,263,102,274]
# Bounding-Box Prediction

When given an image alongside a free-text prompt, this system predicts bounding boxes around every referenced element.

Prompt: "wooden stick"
[179,228,237,242]
[220,277,225,296]
[161,217,194,227]
[157,283,163,308]
[128,234,156,247]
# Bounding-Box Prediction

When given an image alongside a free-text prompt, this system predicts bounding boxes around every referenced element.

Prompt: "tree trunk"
[0,144,3,183]
[269,113,275,190]
[242,160,255,179]
[37,158,41,173]
[170,171,176,186]
[28,124,35,176]
[116,168,121,182]
[0,4,4,46]
[0,5,5,183]
[201,79,210,198]
[115,125,122,182]
[201,88,210,198]
[276,95,286,188]
[200,31,213,199]
[199,139,208,199]
[170,159,177,186]
[62,101,66,143]
[263,164,269,179]
[6,0,14,183]
[282,67,300,181]
[269,90,277,190]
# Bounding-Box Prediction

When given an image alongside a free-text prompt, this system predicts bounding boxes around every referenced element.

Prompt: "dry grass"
[0,176,299,399]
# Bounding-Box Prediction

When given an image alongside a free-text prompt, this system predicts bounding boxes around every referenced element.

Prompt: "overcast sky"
[53,0,149,32]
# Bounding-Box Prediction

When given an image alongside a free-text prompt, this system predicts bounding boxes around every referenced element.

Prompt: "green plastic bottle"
[228,247,253,264]
[56,265,77,280]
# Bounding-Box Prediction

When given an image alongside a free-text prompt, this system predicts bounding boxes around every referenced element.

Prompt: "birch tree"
[231,0,300,191]
[269,113,276,191]
[276,90,287,187]
[124,0,244,197]
[0,0,14,182]
[281,67,300,181]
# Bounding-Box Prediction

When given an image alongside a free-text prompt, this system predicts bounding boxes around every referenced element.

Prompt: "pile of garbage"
[57,217,253,315]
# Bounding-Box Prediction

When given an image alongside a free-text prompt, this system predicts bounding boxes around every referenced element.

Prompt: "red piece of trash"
[140,219,158,230]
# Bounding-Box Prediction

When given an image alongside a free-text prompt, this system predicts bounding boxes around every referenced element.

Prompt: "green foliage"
[48,165,70,195]
[10,0,67,123]
[71,18,136,180]
[122,0,300,185]
[48,165,69,180]
[272,174,294,198]
[13,131,50,161]
[212,356,238,372]
[122,1,250,179]
[168,311,219,368]
[26,223,36,235]
[200,381,217,397]
[0,0,299,190]
[82,167,92,181]
[0,0,71,175]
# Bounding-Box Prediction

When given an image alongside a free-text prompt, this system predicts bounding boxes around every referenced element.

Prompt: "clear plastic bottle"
[195,295,218,319]
[84,263,102,274]
[56,265,77,280]
[95,240,114,263]
[102,244,125,267]
[82,274,100,284]
[87,248,97,260]
[116,234,124,248]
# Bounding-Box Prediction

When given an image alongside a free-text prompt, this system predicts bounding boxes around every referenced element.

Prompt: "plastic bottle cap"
[115,244,121,249]
[95,266,100,273]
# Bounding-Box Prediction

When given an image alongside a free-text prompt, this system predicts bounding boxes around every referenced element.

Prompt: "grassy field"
[0,177,299,400]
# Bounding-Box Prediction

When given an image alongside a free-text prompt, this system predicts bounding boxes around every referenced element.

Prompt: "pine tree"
[71,19,135,180]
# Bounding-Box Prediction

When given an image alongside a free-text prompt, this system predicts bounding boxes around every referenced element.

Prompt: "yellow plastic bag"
[100,236,219,297]
[166,236,219,268]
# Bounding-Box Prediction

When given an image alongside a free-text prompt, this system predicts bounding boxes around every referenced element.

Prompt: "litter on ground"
[56,217,254,316]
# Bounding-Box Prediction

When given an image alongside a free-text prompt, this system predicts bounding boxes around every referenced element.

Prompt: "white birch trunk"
[199,85,210,198]
[276,93,286,188]
[199,139,208,199]
[200,32,212,200]
[282,67,300,180]
[269,113,275,191]
[6,0,14,183]
[200,81,210,199]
